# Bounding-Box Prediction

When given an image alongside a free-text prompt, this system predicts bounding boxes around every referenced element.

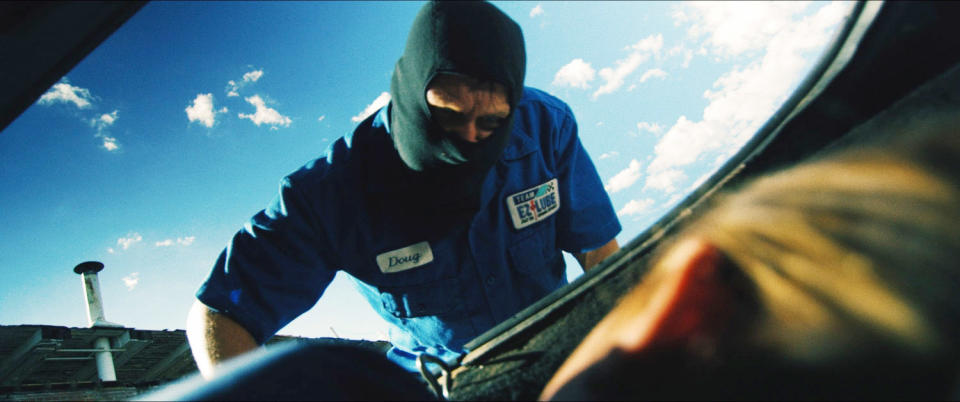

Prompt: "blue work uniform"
[196,87,621,372]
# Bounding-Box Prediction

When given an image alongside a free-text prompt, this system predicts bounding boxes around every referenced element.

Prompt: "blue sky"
[0,1,851,341]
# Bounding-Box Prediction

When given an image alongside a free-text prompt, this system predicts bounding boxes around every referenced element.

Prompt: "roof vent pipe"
[73,261,120,382]
[73,261,120,327]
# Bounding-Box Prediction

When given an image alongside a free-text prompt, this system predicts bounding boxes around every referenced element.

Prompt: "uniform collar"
[501,124,537,161]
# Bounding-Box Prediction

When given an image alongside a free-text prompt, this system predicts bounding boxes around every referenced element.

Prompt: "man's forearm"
[574,238,620,271]
[186,300,259,379]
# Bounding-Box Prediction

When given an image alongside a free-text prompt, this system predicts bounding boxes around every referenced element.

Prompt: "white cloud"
[604,159,642,193]
[122,272,140,291]
[94,110,118,127]
[643,169,687,194]
[238,95,292,128]
[89,110,121,152]
[101,136,119,152]
[669,44,696,68]
[637,121,662,134]
[689,172,712,192]
[553,59,596,89]
[227,69,264,97]
[530,4,544,18]
[117,233,142,250]
[664,192,686,208]
[676,2,819,58]
[243,70,264,83]
[227,81,239,97]
[351,92,391,123]
[38,79,124,151]
[599,151,619,160]
[591,34,665,99]
[629,34,664,56]
[156,236,195,247]
[592,52,647,99]
[38,80,94,109]
[107,247,115,254]
[186,93,221,128]
[646,2,849,190]
[639,68,668,83]
[91,111,118,130]
[644,168,686,193]
[647,115,718,175]
[617,198,655,217]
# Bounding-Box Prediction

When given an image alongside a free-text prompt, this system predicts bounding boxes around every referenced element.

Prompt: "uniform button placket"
[467,219,498,327]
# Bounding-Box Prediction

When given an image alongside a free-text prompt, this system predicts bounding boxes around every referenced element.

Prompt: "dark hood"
[385,0,525,219]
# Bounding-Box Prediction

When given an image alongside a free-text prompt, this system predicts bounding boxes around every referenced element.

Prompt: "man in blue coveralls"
[186,1,621,379]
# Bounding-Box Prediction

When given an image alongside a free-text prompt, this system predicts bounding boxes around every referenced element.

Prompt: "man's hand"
[574,238,619,271]
[186,300,258,379]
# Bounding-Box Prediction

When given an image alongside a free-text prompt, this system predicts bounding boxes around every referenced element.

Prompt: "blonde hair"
[688,140,960,366]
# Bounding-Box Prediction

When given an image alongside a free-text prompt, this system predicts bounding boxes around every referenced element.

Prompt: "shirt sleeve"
[196,174,340,344]
[552,104,622,254]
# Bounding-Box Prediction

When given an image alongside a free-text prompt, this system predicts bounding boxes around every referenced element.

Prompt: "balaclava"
[387,1,526,219]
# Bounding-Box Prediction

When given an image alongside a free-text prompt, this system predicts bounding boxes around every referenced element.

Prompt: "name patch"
[376,241,434,274]
[506,178,560,230]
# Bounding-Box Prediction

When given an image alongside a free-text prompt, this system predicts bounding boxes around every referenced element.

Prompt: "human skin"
[540,238,730,400]
[425,73,511,144]
[186,300,257,379]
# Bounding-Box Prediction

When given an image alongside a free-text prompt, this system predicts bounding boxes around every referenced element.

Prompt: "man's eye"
[432,108,464,125]
[478,117,504,131]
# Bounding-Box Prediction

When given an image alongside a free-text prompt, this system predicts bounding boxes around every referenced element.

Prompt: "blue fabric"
[196,87,621,372]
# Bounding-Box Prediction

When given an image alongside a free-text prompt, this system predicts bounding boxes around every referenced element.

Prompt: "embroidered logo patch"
[376,241,434,274]
[506,178,560,230]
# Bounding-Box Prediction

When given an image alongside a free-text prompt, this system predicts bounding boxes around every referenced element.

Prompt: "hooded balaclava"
[387,1,526,220]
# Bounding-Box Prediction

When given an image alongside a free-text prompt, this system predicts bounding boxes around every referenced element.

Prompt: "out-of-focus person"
[541,119,960,400]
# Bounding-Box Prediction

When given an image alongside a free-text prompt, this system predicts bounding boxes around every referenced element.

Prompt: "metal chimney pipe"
[74,261,107,326]
[73,261,118,382]
[91,337,117,382]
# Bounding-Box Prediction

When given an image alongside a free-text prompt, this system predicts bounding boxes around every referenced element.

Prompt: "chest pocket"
[508,224,564,292]
[379,276,466,319]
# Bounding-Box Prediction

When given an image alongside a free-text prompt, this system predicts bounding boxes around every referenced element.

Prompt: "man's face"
[426,74,510,143]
